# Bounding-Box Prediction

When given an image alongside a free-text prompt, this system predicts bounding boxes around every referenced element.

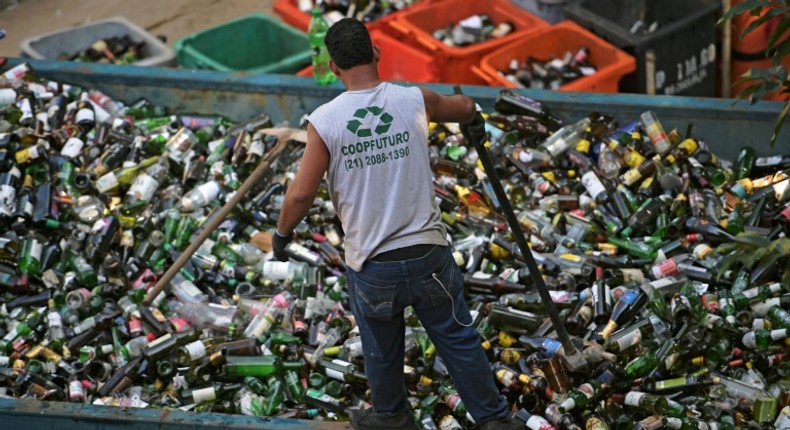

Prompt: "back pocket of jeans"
[351,274,398,319]
[420,252,460,306]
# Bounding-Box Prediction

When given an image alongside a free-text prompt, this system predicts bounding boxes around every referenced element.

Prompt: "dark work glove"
[460,110,486,145]
[272,230,292,262]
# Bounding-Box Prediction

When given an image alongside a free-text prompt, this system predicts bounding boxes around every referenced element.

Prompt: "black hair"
[325,18,374,70]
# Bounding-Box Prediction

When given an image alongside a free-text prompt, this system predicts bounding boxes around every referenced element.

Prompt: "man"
[273,18,521,430]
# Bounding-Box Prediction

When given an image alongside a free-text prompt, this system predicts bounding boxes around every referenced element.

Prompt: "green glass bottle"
[607,236,658,260]
[623,391,668,415]
[733,147,756,180]
[67,250,98,288]
[767,305,790,330]
[16,232,44,286]
[182,382,242,404]
[224,355,302,378]
[284,370,303,403]
[558,381,602,413]
[94,156,158,194]
[742,328,788,350]
[262,375,284,416]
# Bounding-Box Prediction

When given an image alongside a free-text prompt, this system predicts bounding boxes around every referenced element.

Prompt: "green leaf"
[743,12,779,39]
[767,16,790,50]
[719,0,772,25]
[771,37,790,62]
[716,252,743,281]
[740,248,765,269]
[770,99,790,147]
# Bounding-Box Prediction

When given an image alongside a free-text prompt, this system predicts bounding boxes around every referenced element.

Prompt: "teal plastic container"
[174,13,312,74]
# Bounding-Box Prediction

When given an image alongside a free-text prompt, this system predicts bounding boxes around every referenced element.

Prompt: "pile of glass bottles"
[495,46,598,90]
[432,14,515,47]
[59,35,147,65]
[1,63,790,429]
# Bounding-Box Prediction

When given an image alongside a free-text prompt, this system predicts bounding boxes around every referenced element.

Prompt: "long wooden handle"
[142,127,307,305]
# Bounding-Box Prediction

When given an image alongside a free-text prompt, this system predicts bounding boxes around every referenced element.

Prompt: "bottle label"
[624,391,645,406]
[651,258,679,279]
[0,185,15,216]
[496,369,515,387]
[581,171,606,200]
[47,311,63,328]
[324,367,345,382]
[18,98,33,121]
[664,417,683,429]
[127,174,158,202]
[620,269,644,284]
[578,383,595,398]
[29,239,43,261]
[615,329,642,351]
[439,415,462,430]
[248,138,265,157]
[178,280,204,302]
[525,415,553,430]
[61,137,84,159]
[69,379,84,401]
[263,261,290,281]
[0,88,16,106]
[196,181,220,202]
[191,386,217,403]
[621,168,642,186]
[146,333,173,351]
[637,415,665,430]
[220,261,236,278]
[443,392,462,411]
[184,340,207,361]
[345,340,363,357]
[95,172,119,194]
[75,107,95,125]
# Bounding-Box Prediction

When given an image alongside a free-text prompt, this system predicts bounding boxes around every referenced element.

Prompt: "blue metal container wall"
[0,398,351,429]
[4,58,788,161]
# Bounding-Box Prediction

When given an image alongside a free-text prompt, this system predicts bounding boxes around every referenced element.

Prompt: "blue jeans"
[346,245,508,423]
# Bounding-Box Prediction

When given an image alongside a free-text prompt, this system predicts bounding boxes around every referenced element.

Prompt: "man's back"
[308,82,448,271]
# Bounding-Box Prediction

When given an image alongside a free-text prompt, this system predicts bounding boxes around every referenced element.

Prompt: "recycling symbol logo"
[346,106,393,138]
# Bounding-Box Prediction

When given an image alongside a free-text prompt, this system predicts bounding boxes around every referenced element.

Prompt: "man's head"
[326,18,375,70]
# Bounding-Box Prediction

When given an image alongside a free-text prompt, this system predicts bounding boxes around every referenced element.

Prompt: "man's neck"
[341,66,382,91]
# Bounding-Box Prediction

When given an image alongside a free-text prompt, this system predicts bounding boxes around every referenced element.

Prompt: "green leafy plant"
[719,0,790,147]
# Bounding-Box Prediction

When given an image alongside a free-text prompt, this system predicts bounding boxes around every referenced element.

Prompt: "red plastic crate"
[475,21,636,92]
[273,0,435,33]
[387,0,548,85]
[296,28,440,83]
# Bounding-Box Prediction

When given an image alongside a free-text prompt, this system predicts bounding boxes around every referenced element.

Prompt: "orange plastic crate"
[273,0,435,33]
[297,28,440,83]
[387,0,548,85]
[475,21,636,92]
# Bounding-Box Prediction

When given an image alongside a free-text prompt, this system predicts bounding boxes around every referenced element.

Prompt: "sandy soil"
[0,0,277,58]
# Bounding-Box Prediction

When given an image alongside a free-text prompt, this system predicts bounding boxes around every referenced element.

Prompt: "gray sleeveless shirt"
[307,82,448,271]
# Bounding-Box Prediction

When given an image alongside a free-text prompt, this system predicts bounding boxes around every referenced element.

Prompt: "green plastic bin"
[174,13,312,74]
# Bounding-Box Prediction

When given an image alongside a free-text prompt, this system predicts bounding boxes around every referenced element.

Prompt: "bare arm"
[419,87,477,124]
[276,123,329,235]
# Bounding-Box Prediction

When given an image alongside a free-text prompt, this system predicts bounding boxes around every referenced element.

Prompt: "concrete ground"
[0,0,277,58]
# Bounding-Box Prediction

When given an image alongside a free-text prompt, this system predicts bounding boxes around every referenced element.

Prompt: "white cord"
[432,273,473,327]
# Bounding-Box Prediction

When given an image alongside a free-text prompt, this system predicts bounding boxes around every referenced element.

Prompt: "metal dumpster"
[0,57,788,429]
[4,58,788,160]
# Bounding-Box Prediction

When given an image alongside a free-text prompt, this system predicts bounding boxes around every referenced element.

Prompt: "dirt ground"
[0,0,276,58]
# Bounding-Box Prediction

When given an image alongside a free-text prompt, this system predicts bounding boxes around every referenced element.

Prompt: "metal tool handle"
[142,128,305,305]
[453,86,587,372]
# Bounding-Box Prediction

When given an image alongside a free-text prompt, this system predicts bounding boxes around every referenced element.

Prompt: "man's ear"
[373,45,381,62]
[329,60,341,76]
